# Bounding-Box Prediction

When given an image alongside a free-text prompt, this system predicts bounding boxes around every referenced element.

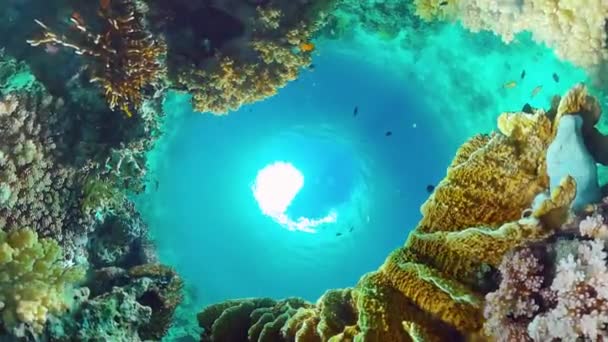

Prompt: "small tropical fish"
[353,106,358,116]
[308,64,315,70]
[552,73,560,83]
[531,85,543,97]
[426,184,435,193]
[336,232,342,237]
[503,81,517,89]
[520,69,526,79]
[299,42,315,53]
[385,131,392,137]
[439,1,448,5]
[522,103,533,113]
[348,226,354,232]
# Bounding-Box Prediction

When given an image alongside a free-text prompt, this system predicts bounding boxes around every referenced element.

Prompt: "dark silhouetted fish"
[353,106,358,116]
[552,73,559,83]
[520,69,526,79]
[439,1,448,5]
[426,184,435,193]
[349,226,354,232]
[336,232,342,237]
[522,103,533,113]
[385,131,392,136]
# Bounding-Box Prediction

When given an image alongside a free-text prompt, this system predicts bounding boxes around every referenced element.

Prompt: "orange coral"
[27,0,166,117]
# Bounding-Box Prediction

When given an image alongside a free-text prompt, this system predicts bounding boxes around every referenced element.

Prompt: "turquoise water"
[138,44,457,307]
[136,21,604,334]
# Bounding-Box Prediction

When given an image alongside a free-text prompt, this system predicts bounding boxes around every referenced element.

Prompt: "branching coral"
[415,0,608,82]
[528,238,608,340]
[0,229,84,335]
[27,0,166,117]
[483,246,546,342]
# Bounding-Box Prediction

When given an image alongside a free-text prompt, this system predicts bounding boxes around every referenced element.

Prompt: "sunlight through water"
[251,161,337,233]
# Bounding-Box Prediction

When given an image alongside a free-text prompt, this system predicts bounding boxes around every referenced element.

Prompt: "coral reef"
[484,196,608,341]
[27,0,167,117]
[197,85,603,340]
[145,0,336,114]
[0,229,84,336]
[0,53,91,261]
[414,0,608,83]
[47,263,183,341]
[0,36,176,341]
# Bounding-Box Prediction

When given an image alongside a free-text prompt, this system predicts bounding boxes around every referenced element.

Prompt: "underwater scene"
[2,0,608,341]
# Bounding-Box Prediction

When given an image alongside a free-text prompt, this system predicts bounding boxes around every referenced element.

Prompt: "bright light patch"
[252,162,304,216]
[252,161,337,233]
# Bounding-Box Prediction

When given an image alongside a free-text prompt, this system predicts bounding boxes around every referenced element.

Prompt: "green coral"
[0,229,85,334]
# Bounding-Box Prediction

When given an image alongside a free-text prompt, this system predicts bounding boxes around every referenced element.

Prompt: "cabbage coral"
[0,229,84,334]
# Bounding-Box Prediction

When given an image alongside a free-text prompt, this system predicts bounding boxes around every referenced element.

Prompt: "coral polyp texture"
[197,85,608,341]
[414,0,608,83]
[27,0,166,117]
[484,197,608,341]
[145,0,336,114]
[0,229,84,335]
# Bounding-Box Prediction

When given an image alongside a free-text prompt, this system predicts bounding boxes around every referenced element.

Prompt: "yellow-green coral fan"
[0,229,84,334]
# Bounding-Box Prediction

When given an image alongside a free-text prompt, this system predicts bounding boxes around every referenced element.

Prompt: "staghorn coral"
[0,229,85,335]
[146,0,336,114]
[27,0,166,117]
[198,86,599,341]
[415,0,608,83]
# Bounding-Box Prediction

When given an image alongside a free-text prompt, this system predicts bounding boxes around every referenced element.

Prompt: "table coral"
[197,86,599,341]
[414,0,608,83]
[0,229,84,335]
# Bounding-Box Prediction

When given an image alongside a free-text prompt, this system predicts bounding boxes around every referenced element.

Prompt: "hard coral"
[0,229,84,335]
[147,0,335,114]
[0,59,90,258]
[27,0,166,117]
[416,0,608,83]
[199,86,595,341]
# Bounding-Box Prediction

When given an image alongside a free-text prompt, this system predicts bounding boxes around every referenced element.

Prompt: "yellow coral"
[414,0,457,22]
[419,111,553,234]
[0,229,84,333]
[198,86,591,341]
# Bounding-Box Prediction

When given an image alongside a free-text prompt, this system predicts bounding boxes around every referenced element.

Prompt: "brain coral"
[196,85,600,340]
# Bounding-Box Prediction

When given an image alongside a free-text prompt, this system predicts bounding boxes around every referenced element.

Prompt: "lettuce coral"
[0,229,84,334]
[197,85,600,340]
